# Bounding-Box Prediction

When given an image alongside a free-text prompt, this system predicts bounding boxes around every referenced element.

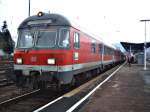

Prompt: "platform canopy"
[120,42,150,54]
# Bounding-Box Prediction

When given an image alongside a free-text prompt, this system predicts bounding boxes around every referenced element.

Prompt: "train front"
[13,12,72,89]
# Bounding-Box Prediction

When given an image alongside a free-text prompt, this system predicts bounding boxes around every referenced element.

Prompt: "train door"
[72,31,80,72]
[112,50,115,64]
[101,43,104,68]
[99,43,103,68]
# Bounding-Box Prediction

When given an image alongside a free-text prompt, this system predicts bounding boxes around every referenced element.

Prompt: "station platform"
[81,63,150,112]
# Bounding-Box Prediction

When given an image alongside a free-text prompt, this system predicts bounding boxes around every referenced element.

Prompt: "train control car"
[13,12,124,89]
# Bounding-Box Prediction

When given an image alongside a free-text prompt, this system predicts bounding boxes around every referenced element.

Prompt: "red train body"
[13,12,124,89]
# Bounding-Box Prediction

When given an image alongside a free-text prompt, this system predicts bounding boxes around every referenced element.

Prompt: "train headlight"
[16,58,22,64]
[47,58,55,64]
[37,12,44,17]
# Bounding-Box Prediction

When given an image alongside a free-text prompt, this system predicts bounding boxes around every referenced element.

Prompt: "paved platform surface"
[80,64,150,112]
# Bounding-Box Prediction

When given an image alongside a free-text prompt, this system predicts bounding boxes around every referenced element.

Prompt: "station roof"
[120,42,150,53]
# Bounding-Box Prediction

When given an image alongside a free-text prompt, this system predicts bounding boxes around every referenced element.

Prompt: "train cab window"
[17,30,34,48]
[91,41,96,53]
[36,30,57,48]
[59,29,70,48]
[73,32,80,49]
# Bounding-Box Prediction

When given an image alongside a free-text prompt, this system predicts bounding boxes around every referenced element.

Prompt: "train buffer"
[81,63,150,112]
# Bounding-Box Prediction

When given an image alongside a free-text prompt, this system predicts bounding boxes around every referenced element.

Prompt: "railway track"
[0,67,13,71]
[0,88,64,112]
[0,79,14,87]
[33,63,124,112]
[0,64,13,71]
[0,84,21,103]
[0,89,40,107]
[0,74,14,88]
[0,60,14,87]
[0,63,123,112]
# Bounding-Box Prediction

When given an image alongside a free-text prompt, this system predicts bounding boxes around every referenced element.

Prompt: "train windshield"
[17,28,70,49]
[36,30,57,48]
[17,30,34,48]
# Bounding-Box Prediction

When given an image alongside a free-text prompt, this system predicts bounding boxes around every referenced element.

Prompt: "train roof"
[18,12,71,29]
[18,12,121,51]
[21,13,122,45]
[18,12,102,41]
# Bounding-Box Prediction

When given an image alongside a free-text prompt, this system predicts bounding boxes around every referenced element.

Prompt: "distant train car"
[13,12,124,89]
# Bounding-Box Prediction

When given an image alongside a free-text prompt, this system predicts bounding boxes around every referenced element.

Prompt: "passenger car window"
[91,41,96,53]
[99,44,103,54]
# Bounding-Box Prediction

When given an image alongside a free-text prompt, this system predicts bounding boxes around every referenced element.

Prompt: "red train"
[13,12,124,89]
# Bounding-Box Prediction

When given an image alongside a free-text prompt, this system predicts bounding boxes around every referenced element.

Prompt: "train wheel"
[16,75,26,87]
[38,81,46,89]
[33,80,38,89]
[97,68,101,74]
[55,80,62,91]
[42,81,47,89]
[70,76,76,87]
[86,72,92,80]
[61,77,76,91]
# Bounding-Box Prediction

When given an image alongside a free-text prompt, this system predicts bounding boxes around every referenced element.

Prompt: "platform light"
[140,19,150,70]
[47,58,55,64]
[16,58,23,64]
[28,0,30,17]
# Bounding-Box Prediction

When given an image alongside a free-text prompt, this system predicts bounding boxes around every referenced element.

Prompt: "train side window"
[59,29,70,48]
[104,46,106,55]
[99,44,102,54]
[108,48,110,55]
[91,42,96,53]
[104,47,108,55]
[73,32,80,49]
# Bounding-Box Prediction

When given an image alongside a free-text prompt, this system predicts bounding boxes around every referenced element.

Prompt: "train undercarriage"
[11,61,123,91]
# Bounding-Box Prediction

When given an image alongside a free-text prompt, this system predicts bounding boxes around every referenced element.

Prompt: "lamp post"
[140,19,150,70]
[29,0,31,17]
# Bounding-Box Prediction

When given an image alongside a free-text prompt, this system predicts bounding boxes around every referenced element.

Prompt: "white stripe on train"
[14,60,115,72]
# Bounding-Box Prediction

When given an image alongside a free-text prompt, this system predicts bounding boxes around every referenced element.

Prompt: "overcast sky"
[1,0,150,46]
